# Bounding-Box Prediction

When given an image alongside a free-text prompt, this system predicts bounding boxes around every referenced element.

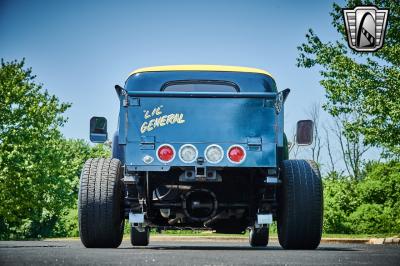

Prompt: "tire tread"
[278,159,323,249]
[78,158,124,248]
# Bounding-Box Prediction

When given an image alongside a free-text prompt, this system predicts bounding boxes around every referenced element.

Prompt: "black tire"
[277,160,323,250]
[78,158,124,248]
[249,226,269,247]
[131,226,150,246]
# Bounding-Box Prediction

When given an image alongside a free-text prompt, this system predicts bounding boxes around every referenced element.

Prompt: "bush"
[323,161,400,234]
[347,204,395,234]
[323,177,357,233]
[52,208,79,237]
[0,137,110,240]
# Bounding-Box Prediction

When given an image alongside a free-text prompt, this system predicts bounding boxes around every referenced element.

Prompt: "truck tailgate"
[121,91,278,169]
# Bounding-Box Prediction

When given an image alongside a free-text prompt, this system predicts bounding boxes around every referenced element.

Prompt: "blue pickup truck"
[78,65,323,249]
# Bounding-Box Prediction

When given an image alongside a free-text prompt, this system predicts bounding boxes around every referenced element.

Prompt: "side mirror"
[296,120,314,145]
[90,116,108,143]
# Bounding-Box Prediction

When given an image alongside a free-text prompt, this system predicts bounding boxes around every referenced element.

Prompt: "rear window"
[125,71,277,92]
[162,81,238,92]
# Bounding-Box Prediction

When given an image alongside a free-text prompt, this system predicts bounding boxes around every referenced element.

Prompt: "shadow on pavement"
[0,245,65,249]
[120,245,361,252]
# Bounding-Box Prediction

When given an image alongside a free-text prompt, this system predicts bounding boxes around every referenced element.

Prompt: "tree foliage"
[323,161,400,234]
[297,0,400,156]
[0,59,110,239]
[0,59,70,238]
[323,174,358,233]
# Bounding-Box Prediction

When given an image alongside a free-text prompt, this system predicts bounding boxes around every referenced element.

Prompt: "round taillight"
[205,144,224,164]
[227,145,246,164]
[179,144,198,163]
[157,144,175,163]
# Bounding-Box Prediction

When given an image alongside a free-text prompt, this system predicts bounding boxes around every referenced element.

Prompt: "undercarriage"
[124,167,278,234]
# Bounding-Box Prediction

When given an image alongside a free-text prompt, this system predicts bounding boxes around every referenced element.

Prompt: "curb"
[320,238,369,244]
[368,237,400,245]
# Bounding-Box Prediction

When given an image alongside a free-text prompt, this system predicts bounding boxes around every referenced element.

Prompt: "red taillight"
[227,145,246,163]
[157,144,175,163]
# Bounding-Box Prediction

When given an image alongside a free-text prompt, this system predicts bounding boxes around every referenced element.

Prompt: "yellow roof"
[129,65,273,78]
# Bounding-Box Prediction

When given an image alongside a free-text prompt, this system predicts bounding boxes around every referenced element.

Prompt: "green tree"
[0,59,111,239]
[0,59,71,238]
[297,0,400,156]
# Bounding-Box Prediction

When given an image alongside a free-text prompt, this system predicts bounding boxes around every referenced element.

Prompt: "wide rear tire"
[277,160,323,249]
[78,158,124,248]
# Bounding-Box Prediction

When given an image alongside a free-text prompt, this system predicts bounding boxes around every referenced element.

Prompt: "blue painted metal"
[119,94,278,170]
[112,132,125,164]
[117,71,284,172]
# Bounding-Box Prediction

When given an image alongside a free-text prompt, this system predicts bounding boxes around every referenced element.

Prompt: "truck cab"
[79,65,323,249]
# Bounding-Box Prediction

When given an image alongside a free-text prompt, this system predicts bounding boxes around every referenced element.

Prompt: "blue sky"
[1,0,345,141]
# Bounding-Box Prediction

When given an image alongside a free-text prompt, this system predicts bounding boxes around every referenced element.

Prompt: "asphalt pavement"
[0,239,399,265]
